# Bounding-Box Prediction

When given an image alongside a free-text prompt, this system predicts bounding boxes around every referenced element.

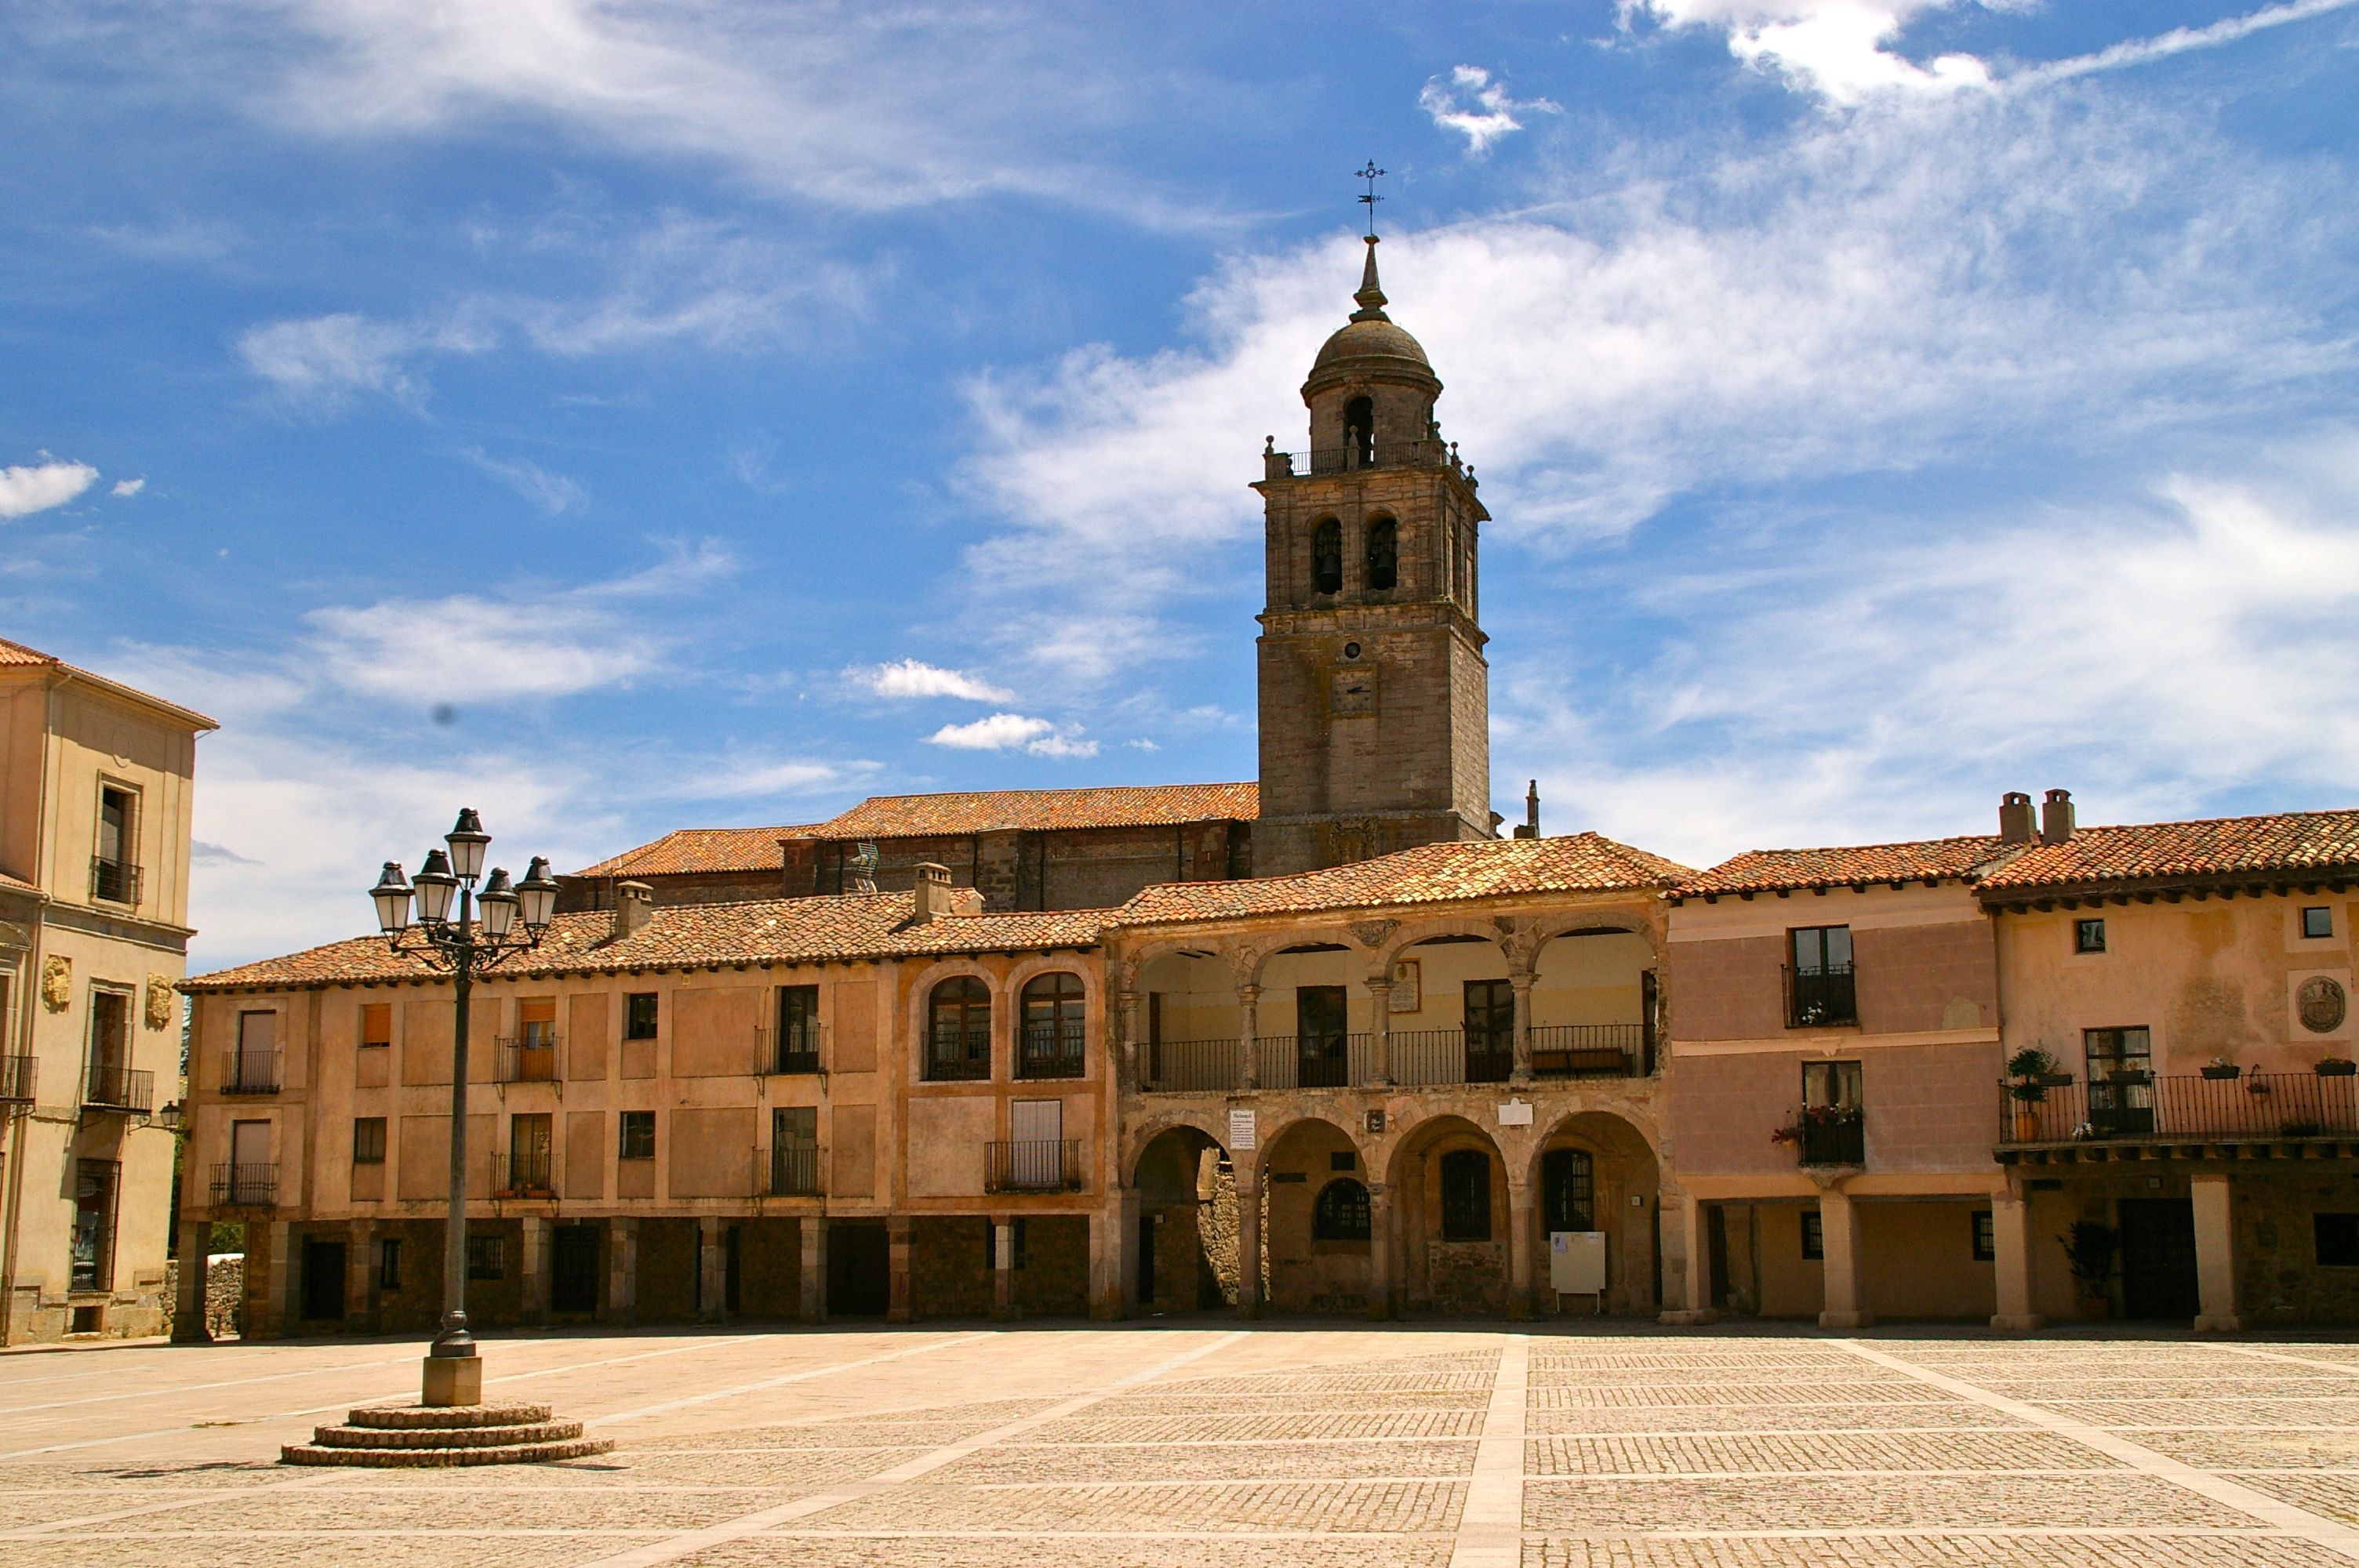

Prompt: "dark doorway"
[300,1239,347,1322]
[1136,1214,1155,1305]
[1440,1149,1493,1241]
[1297,985,1349,1087]
[827,1221,890,1316]
[1705,1205,1732,1309]
[552,1223,602,1314]
[1464,979,1514,1083]
[2118,1198,2199,1320]
[725,1225,743,1315]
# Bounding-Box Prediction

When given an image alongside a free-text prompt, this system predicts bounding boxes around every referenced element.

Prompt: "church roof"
[573,824,814,879]
[1114,834,1693,925]
[812,782,1259,840]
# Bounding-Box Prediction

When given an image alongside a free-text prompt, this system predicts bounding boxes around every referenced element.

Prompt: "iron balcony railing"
[2000,1072,2359,1145]
[0,1054,35,1102]
[89,856,141,905]
[210,1162,277,1207]
[1143,1037,1240,1093]
[1794,1109,1866,1167]
[1254,1033,1365,1091]
[495,1035,561,1083]
[220,1049,281,1095]
[761,1019,827,1075]
[769,1142,823,1196]
[1786,964,1859,1029]
[1531,1023,1646,1077]
[1270,438,1451,477]
[82,1062,153,1115]
[925,1025,992,1082]
[1018,1021,1086,1080]
[492,1148,554,1198]
[986,1138,1083,1193]
[1387,1029,1513,1086]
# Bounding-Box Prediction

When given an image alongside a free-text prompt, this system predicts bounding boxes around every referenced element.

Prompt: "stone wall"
[912,1215,994,1317]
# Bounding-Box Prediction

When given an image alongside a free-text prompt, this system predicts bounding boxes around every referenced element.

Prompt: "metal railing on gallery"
[1999,1072,2359,1144]
[83,1062,153,1115]
[769,1141,823,1196]
[985,1138,1083,1193]
[220,1048,281,1095]
[210,1162,277,1207]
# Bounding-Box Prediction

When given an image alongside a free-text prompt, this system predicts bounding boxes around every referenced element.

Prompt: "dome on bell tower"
[1303,238,1438,399]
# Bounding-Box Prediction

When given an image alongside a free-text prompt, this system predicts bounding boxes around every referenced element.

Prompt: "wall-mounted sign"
[1496,1098,1533,1127]
[1389,959,1421,1012]
[1228,1108,1257,1150]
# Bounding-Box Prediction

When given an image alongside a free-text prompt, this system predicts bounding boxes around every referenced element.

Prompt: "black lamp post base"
[422,1353,485,1407]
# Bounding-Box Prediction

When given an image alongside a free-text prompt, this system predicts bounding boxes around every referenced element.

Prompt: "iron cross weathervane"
[1356,160,1385,238]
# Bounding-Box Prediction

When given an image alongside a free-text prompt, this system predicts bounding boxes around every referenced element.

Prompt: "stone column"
[798,1218,826,1323]
[260,1219,293,1339]
[1657,1195,1717,1325]
[171,1219,211,1343]
[1817,1189,1871,1330]
[1364,976,1393,1086]
[887,1214,914,1323]
[1508,971,1536,1084]
[697,1217,725,1323]
[1237,984,1260,1092]
[1989,1194,2042,1332]
[348,1218,379,1334]
[606,1217,638,1326]
[1117,989,1141,1094]
[1506,1181,1535,1320]
[991,1220,1016,1320]
[1366,1181,1394,1320]
[2192,1173,2245,1333]
[1235,1174,1263,1318]
[1112,1192,1141,1317]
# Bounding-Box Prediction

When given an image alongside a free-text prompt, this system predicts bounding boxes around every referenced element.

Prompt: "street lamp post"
[370,809,560,1406]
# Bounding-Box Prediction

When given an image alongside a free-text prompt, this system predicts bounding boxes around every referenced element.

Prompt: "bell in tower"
[1251,231,1492,876]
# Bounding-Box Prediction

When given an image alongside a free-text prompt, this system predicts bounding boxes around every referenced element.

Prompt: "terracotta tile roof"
[1978,808,2359,896]
[1676,835,2016,898]
[1114,834,1693,925]
[572,825,811,880]
[0,634,220,729]
[183,895,1107,993]
[0,638,53,667]
[812,782,1257,840]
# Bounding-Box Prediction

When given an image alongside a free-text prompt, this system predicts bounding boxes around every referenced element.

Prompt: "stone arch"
[1004,952,1100,1083]
[1133,946,1247,1093]
[1256,1114,1376,1314]
[1384,1112,1514,1316]
[1128,1120,1238,1313]
[1528,923,1662,1078]
[1521,1108,1663,1316]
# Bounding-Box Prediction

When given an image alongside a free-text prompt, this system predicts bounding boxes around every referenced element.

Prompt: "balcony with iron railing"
[1776,1105,1866,1167]
[492,1148,555,1199]
[1252,1033,1365,1091]
[89,856,141,906]
[220,1049,281,1095]
[1998,1072,2359,1150]
[769,1141,823,1196]
[1786,964,1859,1029]
[761,1019,827,1076]
[1140,1019,1652,1093]
[495,1035,561,1084]
[1018,1021,1087,1080]
[1143,1036,1241,1093]
[1531,1023,1647,1078]
[986,1138,1083,1193]
[1267,438,1452,478]
[82,1062,153,1115]
[1387,1028,1513,1085]
[0,1054,34,1103]
[210,1162,277,1208]
[925,1025,992,1083]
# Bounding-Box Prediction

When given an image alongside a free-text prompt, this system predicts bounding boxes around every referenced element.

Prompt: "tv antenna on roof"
[1355,161,1385,239]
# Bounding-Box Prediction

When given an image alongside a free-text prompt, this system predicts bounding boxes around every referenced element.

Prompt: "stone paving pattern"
[5,1323,2359,1565]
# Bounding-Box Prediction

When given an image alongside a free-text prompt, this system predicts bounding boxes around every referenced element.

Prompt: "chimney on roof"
[1999,791,2036,844]
[2040,788,2076,845]
[1514,780,1540,840]
[613,880,653,938]
[911,862,954,924]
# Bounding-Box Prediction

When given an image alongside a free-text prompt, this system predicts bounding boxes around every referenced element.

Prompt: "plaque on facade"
[1228,1107,1257,1150]
[1496,1098,1533,1127]
[2298,975,2348,1034]
[1390,958,1421,1012]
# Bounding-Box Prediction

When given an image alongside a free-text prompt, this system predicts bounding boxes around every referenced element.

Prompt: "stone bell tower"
[1251,236,1492,876]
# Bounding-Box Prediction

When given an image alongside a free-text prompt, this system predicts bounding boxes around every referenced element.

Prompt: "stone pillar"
[1117,989,1141,1094]
[347,1218,379,1334]
[606,1217,638,1326]
[1508,971,1536,1084]
[1110,1194,1139,1318]
[171,1219,211,1343]
[1237,984,1259,1092]
[887,1214,913,1323]
[1235,1174,1263,1318]
[798,1218,826,1323]
[1817,1189,1871,1330]
[1657,1195,1717,1324]
[697,1217,725,1323]
[2192,1173,2245,1333]
[1506,1181,1535,1320]
[991,1220,1016,1320]
[1989,1194,2042,1332]
[260,1220,293,1339]
[1366,1181,1394,1319]
[1364,977,1393,1086]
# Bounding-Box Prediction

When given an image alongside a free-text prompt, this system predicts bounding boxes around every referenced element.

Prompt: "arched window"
[1343,395,1375,467]
[1313,1178,1372,1241]
[1439,1148,1492,1240]
[1020,971,1085,1079]
[926,975,991,1081]
[1311,518,1343,596]
[1365,517,1398,592]
[1542,1147,1594,1233]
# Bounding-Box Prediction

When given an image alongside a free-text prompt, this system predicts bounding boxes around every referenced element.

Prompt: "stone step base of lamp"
[282,1403,612,1468]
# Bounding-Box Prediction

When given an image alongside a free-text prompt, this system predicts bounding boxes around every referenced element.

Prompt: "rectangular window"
[467,1232,507,1280]
[1439,1149,1492,1242]
[625,993,660,1040]
[2075,918,2106,953]
[93,786,137,903]
[352,1117,387,1164]
[2304,906,2335,940]
[1463,978,1514,1082]
[360,1002,392,1048]
[776,985,820,1072]
[2085,1027,2156,1136]
[619,1110,656,1160]
[1787,926,1857,1028]
[377,1236,402,1290]
[71,1159,121,1292]
[1797,1060,1865,1165]
[2317,1214,2359,1268]
[231,1009,278,1093]
[1801,1210,1824,1261]
[1972,1210,1995,1261]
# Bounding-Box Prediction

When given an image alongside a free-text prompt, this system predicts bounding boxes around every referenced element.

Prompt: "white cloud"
[461,448,587,515]
[0,458,100,519]
[1619,2,1993,104]
[111,477,145,498]
[2026,0,2359,86]
[236,310,486,408]
[1419,65,1558,155]
[854,659,1015,703]
[924,712,1096,757]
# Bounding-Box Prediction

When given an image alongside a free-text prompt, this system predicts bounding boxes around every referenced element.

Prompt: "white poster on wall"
[1496,1099,1534,1127]
[1229,1108,1257,1150]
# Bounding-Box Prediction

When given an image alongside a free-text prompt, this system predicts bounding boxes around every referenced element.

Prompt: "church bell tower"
[1251,234,1492,876]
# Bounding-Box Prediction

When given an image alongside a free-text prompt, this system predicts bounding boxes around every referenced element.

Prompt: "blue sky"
[5,1,2357,967]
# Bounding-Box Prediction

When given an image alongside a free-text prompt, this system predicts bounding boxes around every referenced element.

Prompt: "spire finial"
[1355,159,1385,240]
[1350,162,1390,321]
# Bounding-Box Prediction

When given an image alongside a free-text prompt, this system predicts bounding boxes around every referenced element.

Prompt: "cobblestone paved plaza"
[9,1325,2359,1566]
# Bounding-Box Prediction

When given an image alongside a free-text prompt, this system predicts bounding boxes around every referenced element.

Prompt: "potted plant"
[2201,1055,2241,1080]
[2005,1048,2064,1141]
[2060,1221,2117,1320]
[2318,1056,2357,1078]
